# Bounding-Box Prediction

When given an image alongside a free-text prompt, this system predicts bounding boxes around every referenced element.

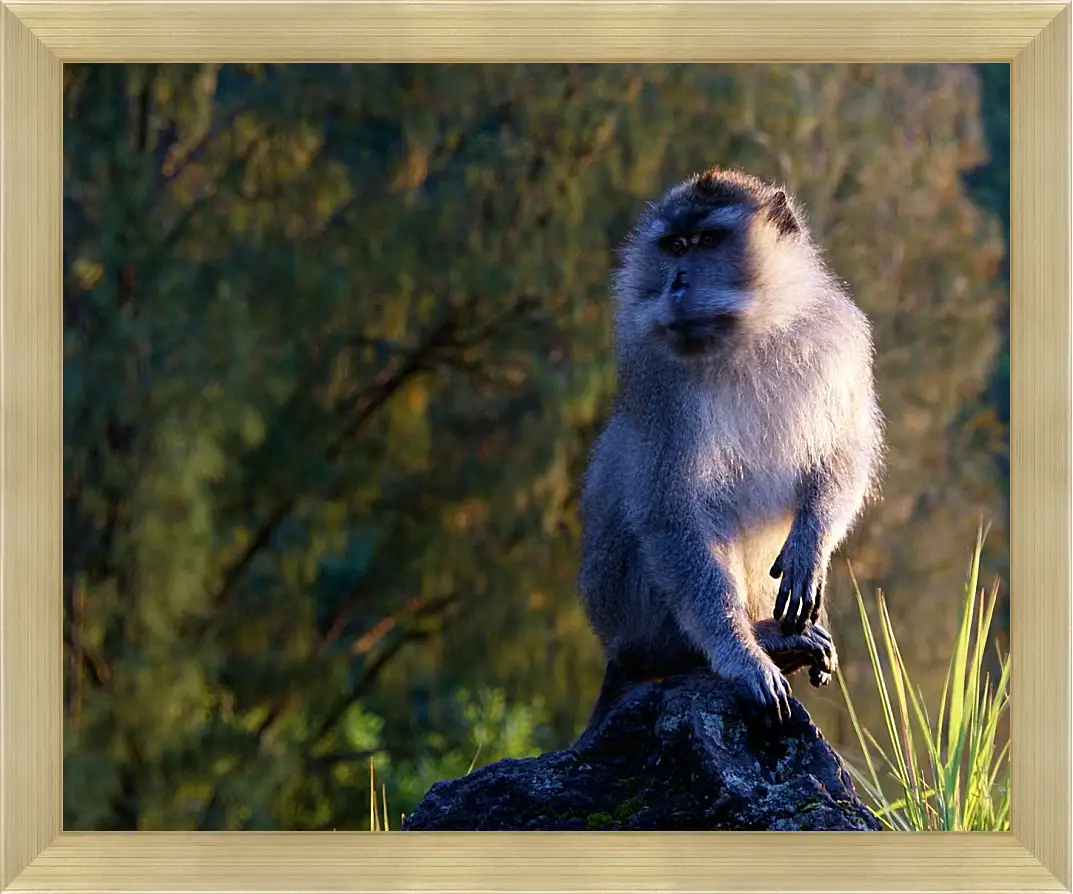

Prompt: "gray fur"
[578,168,884,724]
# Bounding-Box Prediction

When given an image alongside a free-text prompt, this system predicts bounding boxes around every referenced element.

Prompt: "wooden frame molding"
[2,2,1069,891]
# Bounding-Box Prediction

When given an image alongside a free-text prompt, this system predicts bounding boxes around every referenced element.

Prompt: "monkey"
[576,167,883,732]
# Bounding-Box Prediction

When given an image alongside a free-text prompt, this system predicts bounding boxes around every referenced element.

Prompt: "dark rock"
[402,672,881,831]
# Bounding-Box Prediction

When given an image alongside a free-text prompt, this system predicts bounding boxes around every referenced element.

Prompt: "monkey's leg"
[753,618,838,687]
[637,529,793,723]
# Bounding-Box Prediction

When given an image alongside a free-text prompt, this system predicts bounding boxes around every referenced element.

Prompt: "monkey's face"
[615,204,758,359]
[613,173,805,361]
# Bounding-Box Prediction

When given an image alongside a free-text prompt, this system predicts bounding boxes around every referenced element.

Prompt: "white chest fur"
[692,354,845,526]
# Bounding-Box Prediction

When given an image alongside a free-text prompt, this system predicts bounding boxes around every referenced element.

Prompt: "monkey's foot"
[755,620,838,687]
[800,623,838,687]
[726,657,792,724]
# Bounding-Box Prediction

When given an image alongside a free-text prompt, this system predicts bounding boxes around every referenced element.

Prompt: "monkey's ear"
[765,190,800,237]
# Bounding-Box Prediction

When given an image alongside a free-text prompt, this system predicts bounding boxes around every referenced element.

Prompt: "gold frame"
[1,2,1069,891]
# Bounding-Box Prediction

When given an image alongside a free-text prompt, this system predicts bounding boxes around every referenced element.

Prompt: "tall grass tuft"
[368,759,392,831]
[837,524,1010,831]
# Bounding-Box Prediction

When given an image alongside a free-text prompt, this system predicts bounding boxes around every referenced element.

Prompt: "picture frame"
[1,2,1069,891]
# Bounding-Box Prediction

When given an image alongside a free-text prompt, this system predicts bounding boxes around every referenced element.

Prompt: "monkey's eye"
[699,229,727,249]
[661,235,690,257]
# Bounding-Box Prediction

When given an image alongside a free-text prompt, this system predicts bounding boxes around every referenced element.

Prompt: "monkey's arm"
[771,437,878,635]
[632,489,793,721]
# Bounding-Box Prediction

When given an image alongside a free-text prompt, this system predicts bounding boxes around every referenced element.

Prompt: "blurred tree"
[961,62,1010,646]
[62,62,1008,829]
[963,61,1010,545]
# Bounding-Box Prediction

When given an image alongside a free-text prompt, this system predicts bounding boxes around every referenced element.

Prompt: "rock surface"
[402,672,881,831]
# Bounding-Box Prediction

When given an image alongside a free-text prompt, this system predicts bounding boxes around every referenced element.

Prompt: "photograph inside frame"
[60,62,1011,833]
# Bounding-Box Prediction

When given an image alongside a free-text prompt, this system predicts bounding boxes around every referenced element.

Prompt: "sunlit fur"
[578,168,884,728]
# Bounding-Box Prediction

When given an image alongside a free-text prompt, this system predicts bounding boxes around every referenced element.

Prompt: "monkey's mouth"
[663,315,737,354]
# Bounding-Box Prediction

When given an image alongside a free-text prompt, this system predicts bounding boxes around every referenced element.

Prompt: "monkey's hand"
[770,536,828,636]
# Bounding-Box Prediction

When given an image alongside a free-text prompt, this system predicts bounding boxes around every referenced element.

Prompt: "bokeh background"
[62,63,1010,831]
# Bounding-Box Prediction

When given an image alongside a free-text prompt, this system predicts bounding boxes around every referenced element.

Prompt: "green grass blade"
[876,592,925,819]
[895,641,947,825]
[946,539,979,753]
[848,567,929,828]
[836,666,884,794]
[839,527,1010,834]
[848,567,918,821]
[842,762,911,831]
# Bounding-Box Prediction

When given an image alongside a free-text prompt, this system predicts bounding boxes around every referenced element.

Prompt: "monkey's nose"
[671,270,688,299]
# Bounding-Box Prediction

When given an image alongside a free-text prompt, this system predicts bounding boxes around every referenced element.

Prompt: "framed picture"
[2,2,1068,891]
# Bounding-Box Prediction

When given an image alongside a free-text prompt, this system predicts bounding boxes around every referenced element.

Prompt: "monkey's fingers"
[774,574,793,629]
[809,666,832,688]
[809,593,823,625]
[774,673,793,723]
[781,564,819,635]
[794,575,815,635]
[809,571,827,624]
[807,623,837,671]
[798,624,838,690]
[780,572,813,636]
[756,688,779,724]
[745,664,791,725]
[766,668,793,724]
[769,554,784,578]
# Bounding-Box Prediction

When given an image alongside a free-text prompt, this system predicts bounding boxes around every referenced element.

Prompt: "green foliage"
[378,687,549,818]
[837,526,1010,831]
[585,796,646,830]
[62,63,1009,830]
